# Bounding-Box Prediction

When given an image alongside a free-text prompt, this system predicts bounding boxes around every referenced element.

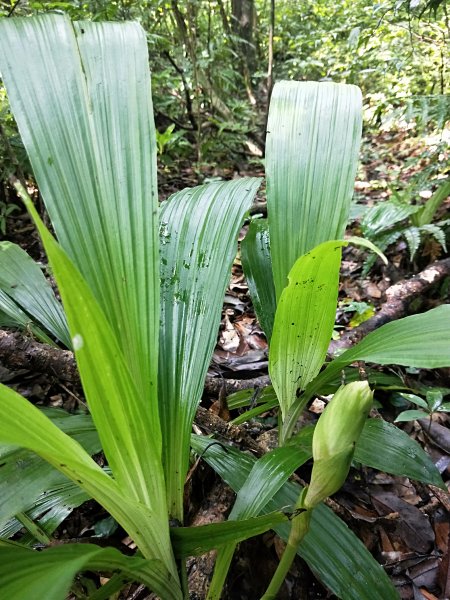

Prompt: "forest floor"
[1,128,449,600]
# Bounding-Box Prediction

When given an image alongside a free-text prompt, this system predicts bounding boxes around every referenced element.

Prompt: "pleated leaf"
[266,81,362,298]
[0,541,176,600]
[208,445,311,598]
[0,410,98,527]
[241,219,276,340]
[0,289,55,345]
[1,479,89,542]
[332,304,450,369]
[355,420,445,488]
[0,242,69,346]
[270,241,345,419]
[303,306,450,416]
[171,510,290,558]
[191,435,398,600]
[361,201,419,238]
[286,419,444,489]
[159,177,261,519]
[0,15,160,412]
[0,386,181,595]
[13,195,177,576]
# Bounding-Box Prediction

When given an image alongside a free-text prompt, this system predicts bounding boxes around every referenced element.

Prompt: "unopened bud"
[304,381,372,509]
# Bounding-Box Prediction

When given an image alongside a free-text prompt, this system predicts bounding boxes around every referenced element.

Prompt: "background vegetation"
[0,0,449,181]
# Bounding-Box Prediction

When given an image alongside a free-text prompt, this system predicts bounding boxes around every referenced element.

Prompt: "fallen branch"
[1,257,449,395]
[329,257,450,355]
[0,328,267,395]
[0,329,78,381]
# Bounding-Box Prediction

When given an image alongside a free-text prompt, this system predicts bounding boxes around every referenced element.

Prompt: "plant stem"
[178,557,189,599]
[261,509,312,600]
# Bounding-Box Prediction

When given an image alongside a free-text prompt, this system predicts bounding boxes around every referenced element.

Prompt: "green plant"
[0,200,19,235]
[360,176,450,272]
[0,16,268,599]
[155,123,190,163]
[394,389,450,423]
[0,16,449,600]
[203,81,450,598]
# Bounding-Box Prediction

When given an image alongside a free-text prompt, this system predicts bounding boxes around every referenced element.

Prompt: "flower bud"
[304,381,373,509]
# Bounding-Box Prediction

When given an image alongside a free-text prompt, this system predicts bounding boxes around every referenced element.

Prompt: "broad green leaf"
[289,306,450,438]
[226,386,277,410]
[13,193,176,577]
[266,81,362,298]
[399,393,429,410]
[334,305,450,369]
[356,419,444,488]
[308,305,450,405]
[230,447,311,520]
[0,242,70,346]
[171,510,290,558]
[241,219,276,340]
[0,15,160,418]
[270,241,345,419]
[159,177,261,519]
[227,386,278,425]
[0,410,98,539]
[231,398,279,425]
[394,410,430,422]
[191,435,398,600]
[287,418,444,489]
[0,289,55,345]
[1,480,89,543]
[0,541,177,600]
[0,385,180,593]
[208,445,311,598]
[345,235,388,265]
[0,410,98,527]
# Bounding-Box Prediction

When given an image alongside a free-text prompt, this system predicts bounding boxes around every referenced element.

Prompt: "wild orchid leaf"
[230,398,279,425]
[0,15,160,417]
[1,480,89,543]
[226,386,277,410]
[336,304,450,369]
[0,410,98,527]
[230,447,311,520]
[266,81,362,298]
[191,435,398,600]
[286,418,444,489]
[0,541,176,600]
[208,445,311,598]
[159,177,261,519]
[241,219,276,340]
[0,385,182,594]
[305,305,450,411]
[171,510,290,558]
[11,191,177,579]
[0,242,70,346]
[0,289,55,345]
[270,241,346,420]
